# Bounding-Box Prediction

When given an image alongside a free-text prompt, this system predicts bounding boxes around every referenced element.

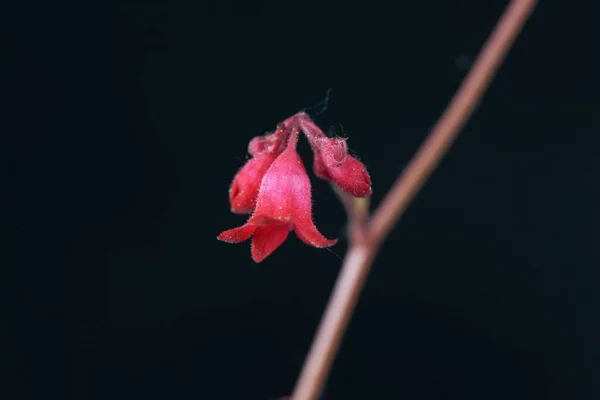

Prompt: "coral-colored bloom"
[312,136,372,197]
[296,113,372,197]
[218,128,337,262]
[228,127,286,214]
[219,112,371,262]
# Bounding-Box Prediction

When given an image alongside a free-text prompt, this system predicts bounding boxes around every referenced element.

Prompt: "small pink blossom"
[218,112,371,262]
[312,136,372,197]
[218,125,336,262]
[297,113,372,197]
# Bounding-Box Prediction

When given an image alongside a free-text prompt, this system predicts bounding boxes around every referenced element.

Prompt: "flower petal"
[293,211,337,248]
[252,148,307,223]
[217,223,256,243]
[229,154,276,214]
[251,225,290,262]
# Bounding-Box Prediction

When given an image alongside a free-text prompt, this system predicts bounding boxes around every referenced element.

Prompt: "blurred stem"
[291,0,538,399]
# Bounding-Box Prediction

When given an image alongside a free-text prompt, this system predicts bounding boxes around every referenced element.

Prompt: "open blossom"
[218,112,371,262]
[218,126,337,262]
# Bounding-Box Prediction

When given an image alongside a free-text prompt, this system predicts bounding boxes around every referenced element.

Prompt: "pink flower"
[218,112,371,262]
[297,113,372,197]
[228,126,286,214]
[218,126,337,262]
[312,136,372,197]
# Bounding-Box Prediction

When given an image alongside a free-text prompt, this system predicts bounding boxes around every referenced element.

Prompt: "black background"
[3,1,598,399]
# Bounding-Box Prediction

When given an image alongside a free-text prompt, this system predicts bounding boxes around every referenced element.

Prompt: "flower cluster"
[217,112,371,262]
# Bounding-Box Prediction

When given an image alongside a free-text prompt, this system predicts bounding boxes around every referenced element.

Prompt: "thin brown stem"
[369,0,538,246]
[291,1,538,399]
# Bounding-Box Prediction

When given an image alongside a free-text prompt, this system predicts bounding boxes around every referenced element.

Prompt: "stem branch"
[291,1,538,398]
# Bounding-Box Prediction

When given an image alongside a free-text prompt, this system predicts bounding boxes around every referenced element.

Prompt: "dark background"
[3,1,598,399]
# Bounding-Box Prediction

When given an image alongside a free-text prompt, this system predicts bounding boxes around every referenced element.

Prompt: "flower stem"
[291,0,538,398]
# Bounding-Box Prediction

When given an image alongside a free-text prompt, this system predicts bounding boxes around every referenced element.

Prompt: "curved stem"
[291,1,538,399]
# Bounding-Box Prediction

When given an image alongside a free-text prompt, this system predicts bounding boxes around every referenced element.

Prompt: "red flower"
[228,126,286,214]
[297,114,372,197]
[312,136,372,197]
[218,126,337,262]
